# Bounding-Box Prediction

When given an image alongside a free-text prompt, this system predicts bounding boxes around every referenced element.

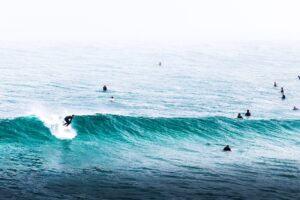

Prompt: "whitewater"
[0,41,299,199]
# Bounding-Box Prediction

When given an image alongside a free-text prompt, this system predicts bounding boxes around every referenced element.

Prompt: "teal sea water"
[0,41,300,199]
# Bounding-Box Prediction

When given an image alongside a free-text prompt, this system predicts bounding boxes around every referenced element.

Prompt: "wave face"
[0,116,300,199]
[1,114,300,143]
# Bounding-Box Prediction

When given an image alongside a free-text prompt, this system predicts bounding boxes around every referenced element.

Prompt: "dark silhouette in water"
[281,87,284,93]
[274,82,277,87]
[159,62,162,66]
[237,113,243,119]
[245,110,251,117]
[223,145,231,152]
[282,94,286,100]
[110,96,115,101]
[63,115,75,126]
[293,106,299,111]
[298,75,300,80]
[103,85,107,92]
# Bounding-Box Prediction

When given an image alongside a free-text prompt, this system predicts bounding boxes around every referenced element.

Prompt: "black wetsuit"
[103,86,107,92]
[223,145,231,151]
[64,116,73,126]
[237,114,243,119]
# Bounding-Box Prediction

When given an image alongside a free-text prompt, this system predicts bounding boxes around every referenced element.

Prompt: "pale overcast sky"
[0,0,299,41]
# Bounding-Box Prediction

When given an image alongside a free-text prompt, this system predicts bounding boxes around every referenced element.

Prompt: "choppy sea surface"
[0,41,299,199]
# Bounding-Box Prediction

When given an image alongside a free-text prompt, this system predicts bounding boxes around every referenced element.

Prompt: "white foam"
[29,106,77,140]
[49,122,77,140]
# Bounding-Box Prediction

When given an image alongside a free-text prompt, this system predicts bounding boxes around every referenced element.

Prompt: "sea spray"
[33,109,77,140]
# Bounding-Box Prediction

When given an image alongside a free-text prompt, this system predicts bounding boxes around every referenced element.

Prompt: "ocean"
[0,41,299,199]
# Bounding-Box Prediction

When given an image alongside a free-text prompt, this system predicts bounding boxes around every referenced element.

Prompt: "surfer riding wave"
[63,115,75,126]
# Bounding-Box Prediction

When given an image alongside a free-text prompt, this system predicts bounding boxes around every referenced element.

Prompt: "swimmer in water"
[245,110,251,117]
[223,145,231,152]
[159,62,162,66]
[274,82,277,87]
[103,85,107,92]
[293,106,299,110]
[281,87,284,93]
[282,94,286,100]
[110,96,115,102]
[63,115,75,127]
[298,76,300,80]
[237,113,243,119]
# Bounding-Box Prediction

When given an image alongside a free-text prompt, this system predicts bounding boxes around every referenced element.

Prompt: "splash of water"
[30,107,77,140]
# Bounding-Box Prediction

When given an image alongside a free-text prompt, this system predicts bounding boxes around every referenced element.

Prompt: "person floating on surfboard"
[223,145,231,152]
[293,106,299,111]
[237,113,243,119]
[63,115,75,126]
[103,85,107,92]
[245,110,251,117]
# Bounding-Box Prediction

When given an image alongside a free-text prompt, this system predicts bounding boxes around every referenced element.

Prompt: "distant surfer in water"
[298,76,300,80]
[281,87,284,93]
[159,62,162,66]
[63,115,75,126]
[293,106,299,111]
[103,85,107,92]
[282,94,286,100]
[223,145,231,152]
[274,82,277,87]
[245,110,251,117]
[237,113,243,119]
[110,96,115,102]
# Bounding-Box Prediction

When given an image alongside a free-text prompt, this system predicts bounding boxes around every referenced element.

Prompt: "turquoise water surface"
[0,41,299,199]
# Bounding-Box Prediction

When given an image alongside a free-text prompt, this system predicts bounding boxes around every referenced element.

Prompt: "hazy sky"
[0,0,299,41]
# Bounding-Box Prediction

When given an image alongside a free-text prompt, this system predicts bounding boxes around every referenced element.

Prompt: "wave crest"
[0,114,299,143]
